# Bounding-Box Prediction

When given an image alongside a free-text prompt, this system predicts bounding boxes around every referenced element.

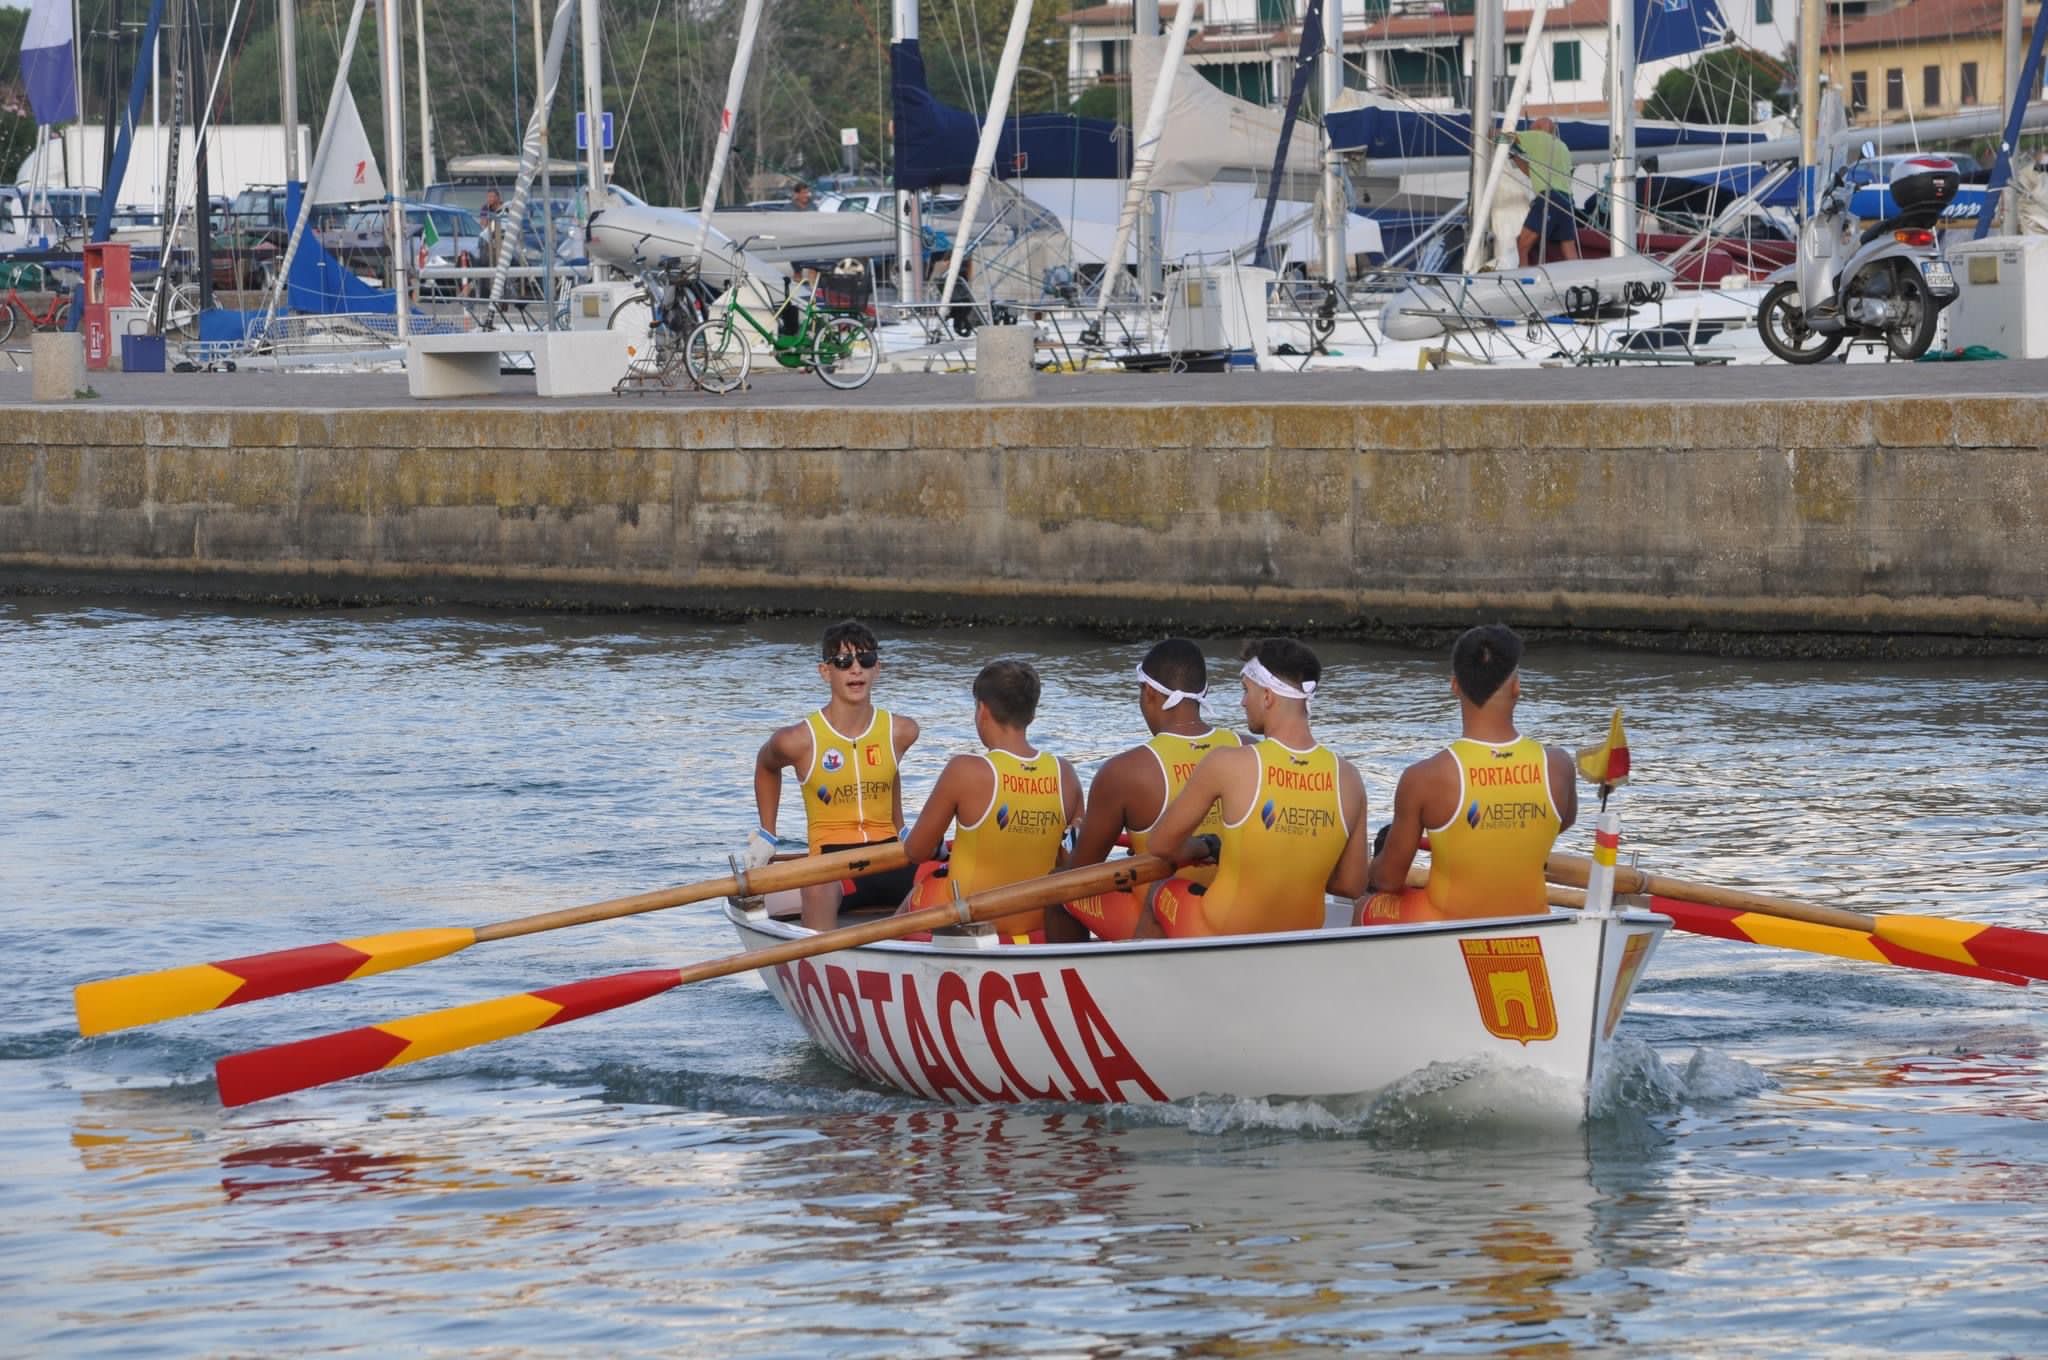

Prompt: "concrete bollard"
[32,331,87,401]
[974,324,1036,401]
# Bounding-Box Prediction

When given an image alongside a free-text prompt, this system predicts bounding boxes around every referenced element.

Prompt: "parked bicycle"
[610,254,714,385]
[683,236,878,393]
[0,268,73,345]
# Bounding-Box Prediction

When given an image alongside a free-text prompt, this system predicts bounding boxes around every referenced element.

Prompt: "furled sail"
[1129,30,1322,194]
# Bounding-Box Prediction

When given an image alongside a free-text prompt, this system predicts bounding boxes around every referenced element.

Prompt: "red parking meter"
[82,243,132,370]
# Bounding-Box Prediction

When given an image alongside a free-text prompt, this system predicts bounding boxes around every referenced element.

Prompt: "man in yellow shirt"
[749,620,921,930]
[1062,638,1241,940]
[900,660,1083,943]
[1509,118,1582,266]
[1359,624,1578,925]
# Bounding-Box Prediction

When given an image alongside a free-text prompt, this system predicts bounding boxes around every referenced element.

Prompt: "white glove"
[742,826,778,869]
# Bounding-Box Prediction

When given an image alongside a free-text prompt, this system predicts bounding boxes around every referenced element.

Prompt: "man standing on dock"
[1359,624,1577,925]
[899,661,1083,943]
[1091,639,1371,939]
[1062,639,1241,940]
[748,621,921,931]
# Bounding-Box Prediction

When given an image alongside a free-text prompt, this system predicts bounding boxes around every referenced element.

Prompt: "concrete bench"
[407,329,635,399]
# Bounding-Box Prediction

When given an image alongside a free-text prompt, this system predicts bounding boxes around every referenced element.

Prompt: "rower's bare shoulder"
[892,711,921,753]
[760,719,812,767]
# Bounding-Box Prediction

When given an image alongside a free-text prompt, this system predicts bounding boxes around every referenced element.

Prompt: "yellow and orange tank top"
[1424,735,1561,919]
[1129,727,1241,883]
[1202,739,1348,935]
[950,748,1068,934]
[800,708,900,854]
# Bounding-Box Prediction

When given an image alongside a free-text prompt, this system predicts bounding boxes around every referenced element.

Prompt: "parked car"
[331,202,488,294]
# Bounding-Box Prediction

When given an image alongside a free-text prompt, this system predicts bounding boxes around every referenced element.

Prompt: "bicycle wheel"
[684,317,751,394]
[163,283,200,340]
[813,317,878,390]
[608,292,669,378]
[0,302,17,347]
[44,298,71,333]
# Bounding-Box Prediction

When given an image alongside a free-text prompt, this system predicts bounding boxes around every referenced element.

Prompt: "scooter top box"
[1890,156,1961,211]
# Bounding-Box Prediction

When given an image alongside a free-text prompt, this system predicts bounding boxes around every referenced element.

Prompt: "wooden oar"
[213,853,1174,1108]
[1546,851,2048,983]
[1542,884,2026,986]
[75,843,910,1036]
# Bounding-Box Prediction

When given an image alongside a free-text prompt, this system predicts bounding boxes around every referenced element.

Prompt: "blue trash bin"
[121,333,166,373]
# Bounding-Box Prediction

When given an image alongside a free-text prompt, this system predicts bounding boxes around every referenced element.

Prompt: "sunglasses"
[825,650,880,670]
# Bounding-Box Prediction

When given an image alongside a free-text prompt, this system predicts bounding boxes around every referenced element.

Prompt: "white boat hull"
[727,904,1669,1112]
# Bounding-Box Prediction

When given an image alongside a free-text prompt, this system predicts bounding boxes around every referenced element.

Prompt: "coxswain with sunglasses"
[899,660,1083,944]
[747,620,921,930]
[1084,638,1371,939]
[1357,624,1575,926]
[1058,638,1242,941]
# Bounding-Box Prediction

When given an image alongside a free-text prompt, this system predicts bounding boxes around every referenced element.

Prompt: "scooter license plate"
[1923,262,1956,292]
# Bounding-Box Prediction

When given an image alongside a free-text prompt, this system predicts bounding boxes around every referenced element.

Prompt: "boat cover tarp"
[287,219,398,315]
[891,39,1125,190]
[1326,97,1769,160]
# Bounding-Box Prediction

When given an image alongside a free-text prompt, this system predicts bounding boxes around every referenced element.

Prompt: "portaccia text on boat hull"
[726,903,1670,1112]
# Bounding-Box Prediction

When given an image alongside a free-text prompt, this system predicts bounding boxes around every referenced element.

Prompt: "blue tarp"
[284,182,401,315]
[1324,106,1769,160]
[1636,0,1732,65]
[891,40,1127,190]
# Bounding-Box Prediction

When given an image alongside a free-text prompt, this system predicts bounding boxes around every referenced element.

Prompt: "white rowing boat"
[726,897,1669,1112]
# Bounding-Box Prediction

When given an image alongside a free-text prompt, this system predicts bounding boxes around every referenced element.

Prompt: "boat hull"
[726,905,1668,1111]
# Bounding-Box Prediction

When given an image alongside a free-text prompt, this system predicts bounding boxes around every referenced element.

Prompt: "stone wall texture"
[1,397,2044,640]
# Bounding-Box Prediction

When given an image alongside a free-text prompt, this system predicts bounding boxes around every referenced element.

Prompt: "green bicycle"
[683,241,878,393]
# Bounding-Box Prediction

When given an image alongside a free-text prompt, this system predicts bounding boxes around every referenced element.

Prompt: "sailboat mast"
[1135,0,1161,300]
[1798,0,1818,210]
[376,0,409,334]
[579,0,606,277]
[2004,0,2021,226]
[1470,0,1499,237]
[414,0,435,185]
[1319,0,1345,284]
[279,0,300,181]
[692,0,766,265]
[1607,0,1634,254]
[934,0,1034,321]
[894,0,920,306]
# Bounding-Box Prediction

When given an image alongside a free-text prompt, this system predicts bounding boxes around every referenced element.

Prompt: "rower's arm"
[1326,762,1372,899]
[1148,750,1238,866]
[1367,762,1430,894]
[901,757,968,864]
[752,725,807,838]
[1547,745,1580,833]
[891,714,920,832]
[1069,751,1135,867]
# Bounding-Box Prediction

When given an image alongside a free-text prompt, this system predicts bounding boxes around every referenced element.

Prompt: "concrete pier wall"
[2,397,2044,644]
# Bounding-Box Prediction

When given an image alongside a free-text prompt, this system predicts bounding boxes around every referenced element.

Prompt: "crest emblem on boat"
[1460,936,1558,1044]
[821,749,844,773]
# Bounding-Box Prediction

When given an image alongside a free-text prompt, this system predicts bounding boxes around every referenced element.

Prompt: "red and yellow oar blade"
[1650,896,2028,987]
[1871,916,2048,984]
[215,968,685,1107]
[75,927,477,1036]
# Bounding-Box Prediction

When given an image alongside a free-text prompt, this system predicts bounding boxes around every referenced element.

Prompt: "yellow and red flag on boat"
[1576,707,1631,787]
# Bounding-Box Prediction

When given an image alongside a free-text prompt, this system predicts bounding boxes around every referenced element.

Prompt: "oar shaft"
[472,843,910,943]
[216,854,1177,1106]
[1545,851,1879,933]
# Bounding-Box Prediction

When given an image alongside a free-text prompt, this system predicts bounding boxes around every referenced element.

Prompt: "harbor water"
[3,600,2045,1354]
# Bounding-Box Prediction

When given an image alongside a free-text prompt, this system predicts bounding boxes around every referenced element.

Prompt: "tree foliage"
[5,0,1077,207]
[1644,46,1791,127]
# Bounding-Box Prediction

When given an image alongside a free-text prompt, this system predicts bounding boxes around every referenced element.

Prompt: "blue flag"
[1636,0,1731,65]
[20,0,79,125]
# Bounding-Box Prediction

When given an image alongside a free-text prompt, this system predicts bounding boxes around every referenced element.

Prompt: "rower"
[1358,623,1578,925]
[1091,638,1370,939]
[747,620,921,931]
[1062,638,1241,940]
[900,660,1082,943]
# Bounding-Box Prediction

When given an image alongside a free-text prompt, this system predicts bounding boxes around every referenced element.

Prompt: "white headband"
[1135,663,1205,710]
[1242,657,1315,704]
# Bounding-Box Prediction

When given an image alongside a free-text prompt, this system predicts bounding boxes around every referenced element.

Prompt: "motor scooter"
[1757,142,1961,363]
